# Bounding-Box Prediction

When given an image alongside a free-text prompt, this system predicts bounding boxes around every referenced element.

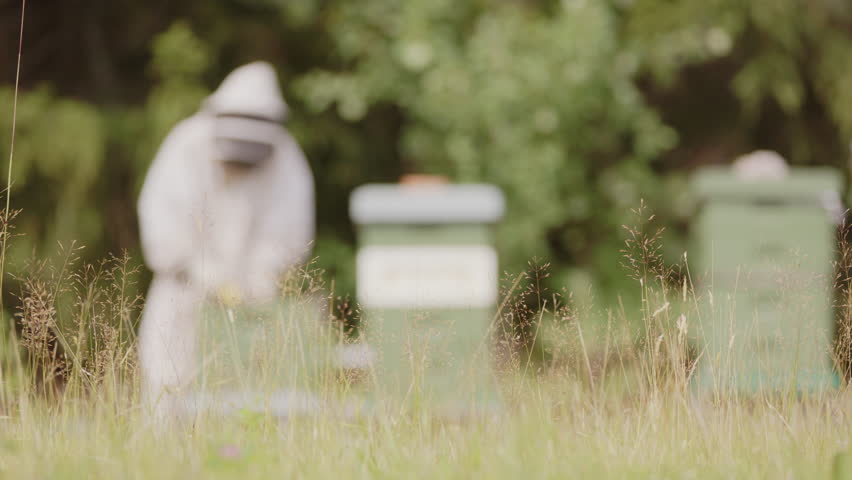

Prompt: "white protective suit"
[137,62,315,415]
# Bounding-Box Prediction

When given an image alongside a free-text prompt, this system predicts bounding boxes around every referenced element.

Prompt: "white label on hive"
[356,245,498,309]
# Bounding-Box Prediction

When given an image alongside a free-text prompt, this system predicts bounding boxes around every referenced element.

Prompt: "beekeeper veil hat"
[204,61,289,165]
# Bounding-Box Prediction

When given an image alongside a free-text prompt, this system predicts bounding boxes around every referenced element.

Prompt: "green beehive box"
[350,183,505,416]
[690,166,843,392]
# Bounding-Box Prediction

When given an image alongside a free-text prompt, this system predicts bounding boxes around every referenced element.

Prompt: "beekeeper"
[136,61,315,416]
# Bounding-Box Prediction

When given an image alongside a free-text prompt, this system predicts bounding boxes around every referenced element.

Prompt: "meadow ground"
[1,219,851,479]
[2,281,852,479]
[1,373,851,479]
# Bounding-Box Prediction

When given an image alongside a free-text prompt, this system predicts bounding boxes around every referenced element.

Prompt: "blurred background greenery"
[0,0,851,316]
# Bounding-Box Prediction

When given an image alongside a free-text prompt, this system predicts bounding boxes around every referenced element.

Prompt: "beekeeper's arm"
[137,119,203,281]
[247,135,315,299]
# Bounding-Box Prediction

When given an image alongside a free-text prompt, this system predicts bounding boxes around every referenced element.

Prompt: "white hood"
[204,61,288,122]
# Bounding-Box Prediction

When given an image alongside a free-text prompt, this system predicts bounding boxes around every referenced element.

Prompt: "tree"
[0,0,850,316]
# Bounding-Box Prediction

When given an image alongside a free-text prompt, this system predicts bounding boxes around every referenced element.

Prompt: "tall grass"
[0,202,848,478]
[2,2,851,474]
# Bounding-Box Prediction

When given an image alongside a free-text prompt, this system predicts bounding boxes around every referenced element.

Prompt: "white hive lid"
[350,183,506,225]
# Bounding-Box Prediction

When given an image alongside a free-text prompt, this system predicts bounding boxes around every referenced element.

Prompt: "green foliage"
[0,21,211,306]
[624,0,852,149]
[150,21,211,81]
[296,1,677,290]
[0,87,104,262]
[1,0,851,310]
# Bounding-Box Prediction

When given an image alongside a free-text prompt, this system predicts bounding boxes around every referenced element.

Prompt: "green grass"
[0,377,850,478]
[1,212,851,479]
[1,297,849,479]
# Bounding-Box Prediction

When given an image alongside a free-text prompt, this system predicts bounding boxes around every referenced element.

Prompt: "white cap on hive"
[732,150,789,180]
